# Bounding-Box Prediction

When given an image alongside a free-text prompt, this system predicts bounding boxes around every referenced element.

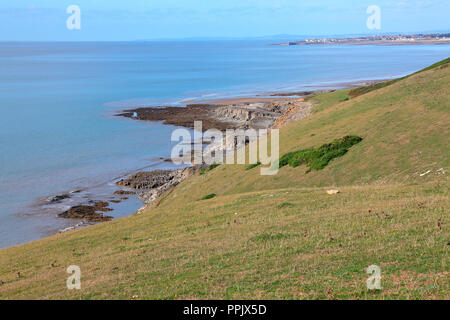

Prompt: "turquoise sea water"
[0,41,449,248]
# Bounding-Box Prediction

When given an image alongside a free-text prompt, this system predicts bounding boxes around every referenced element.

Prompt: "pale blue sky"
[0,0,448,41]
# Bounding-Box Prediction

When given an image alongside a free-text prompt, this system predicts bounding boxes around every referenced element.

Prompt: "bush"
[208,163,220,171]
[200,163,220,175]
[245,162,261,170]
[200,193,216,200]
[278,202,295,208]
[279,135,362,171]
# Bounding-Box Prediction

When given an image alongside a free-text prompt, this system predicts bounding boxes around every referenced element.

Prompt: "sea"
[0,40,449,248]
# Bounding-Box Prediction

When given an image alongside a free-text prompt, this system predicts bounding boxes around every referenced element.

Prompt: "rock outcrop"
[116,165,207,204]
[115,96,314,208]
[58,201,113,222]
[116,99,301,131]
[272,100,312,129]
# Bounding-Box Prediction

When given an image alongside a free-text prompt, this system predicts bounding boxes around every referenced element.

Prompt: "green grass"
[0,58,448,300]
[310,89,351,113]
[279,135,363,171]
[250,232,294,242]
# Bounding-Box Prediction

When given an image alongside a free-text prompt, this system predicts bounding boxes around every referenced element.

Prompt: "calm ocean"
[0,40,449,247]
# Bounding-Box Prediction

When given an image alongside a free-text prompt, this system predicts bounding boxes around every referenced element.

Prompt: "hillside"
[0,59,449,299]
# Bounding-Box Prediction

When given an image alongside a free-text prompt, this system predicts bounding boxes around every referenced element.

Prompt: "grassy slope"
[0,60,449,300]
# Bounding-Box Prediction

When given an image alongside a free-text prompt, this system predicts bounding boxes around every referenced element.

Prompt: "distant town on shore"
[275,33,450,46]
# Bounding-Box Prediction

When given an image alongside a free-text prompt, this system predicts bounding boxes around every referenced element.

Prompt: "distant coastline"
[274,33,450,46]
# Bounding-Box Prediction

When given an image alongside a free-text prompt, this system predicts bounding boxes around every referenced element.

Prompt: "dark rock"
[94,201,113,212]
[115,102,281,131]
[113,190,135,195]
[116,170,175,190]
[116,104,234,131]
[48,194,71,203]
[58,202,113,222]
[118,165,207,204]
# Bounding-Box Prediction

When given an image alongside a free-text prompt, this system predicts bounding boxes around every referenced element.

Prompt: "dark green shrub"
[208,163,220,171]
[245,162,261,170]
[278,202,295,208]
[200,193,216,200]
[279,135,362,171]
[200,163,220,175]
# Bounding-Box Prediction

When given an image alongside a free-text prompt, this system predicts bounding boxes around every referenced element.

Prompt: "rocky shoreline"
[49,188,137,229]
[58,201,113,222]
[53,165,207,229]
[108,94,317,210]
[55,84,378,228]
[55,91,319,227]
[115,91,325,131]
[115,165,207,205]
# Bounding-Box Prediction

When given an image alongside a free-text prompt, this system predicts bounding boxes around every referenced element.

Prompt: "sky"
[0,0,449,41]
